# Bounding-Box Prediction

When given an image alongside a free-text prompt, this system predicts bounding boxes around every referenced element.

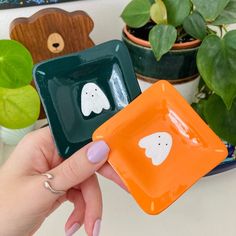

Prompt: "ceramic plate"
[93,80,227,215]
[34,40,141,158]
[207,143,236,175]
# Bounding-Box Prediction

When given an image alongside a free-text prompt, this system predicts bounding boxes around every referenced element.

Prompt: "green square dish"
[34,40,141,158]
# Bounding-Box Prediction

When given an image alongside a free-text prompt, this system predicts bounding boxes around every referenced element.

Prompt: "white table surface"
[1,122,236,236]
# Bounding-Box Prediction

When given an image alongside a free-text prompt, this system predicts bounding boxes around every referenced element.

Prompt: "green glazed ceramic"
[34,40,141,158]
[122,32,199,82]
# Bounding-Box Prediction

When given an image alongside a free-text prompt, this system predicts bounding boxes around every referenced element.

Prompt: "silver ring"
[42,173,66,195]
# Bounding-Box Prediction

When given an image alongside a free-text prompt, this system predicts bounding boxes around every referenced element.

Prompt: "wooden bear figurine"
[10,8,95,63]
[10,8,95,118]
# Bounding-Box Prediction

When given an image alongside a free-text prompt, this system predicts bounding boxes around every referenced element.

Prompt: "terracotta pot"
[122,26,201,83]
[123,26,201,50]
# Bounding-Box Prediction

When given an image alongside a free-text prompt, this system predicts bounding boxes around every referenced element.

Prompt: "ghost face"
[81,83,110,117]
[139,132,172,166]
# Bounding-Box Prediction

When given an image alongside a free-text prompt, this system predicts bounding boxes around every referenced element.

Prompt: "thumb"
[48,140,110,192]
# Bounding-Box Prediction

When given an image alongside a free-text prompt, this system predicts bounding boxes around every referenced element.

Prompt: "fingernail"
[65,222,80,236]
[87,141,110,164]
[93,219,101,236]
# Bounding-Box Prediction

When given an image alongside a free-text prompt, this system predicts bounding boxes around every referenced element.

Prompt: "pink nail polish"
[93,219,101,236]
[65,223,80,236]
[87,141,110,164]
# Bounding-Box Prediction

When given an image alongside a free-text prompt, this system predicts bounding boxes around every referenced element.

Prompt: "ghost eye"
[166,144,168,146]
[92,95,94,97]
[85,92,88,95]
[95,88,97,91]
[158,143,160,145]
[158,136,160,138]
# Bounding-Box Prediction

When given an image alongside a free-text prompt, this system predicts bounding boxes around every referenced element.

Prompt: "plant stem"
[207,27,217,35]
[219,26,223,37]
[178,32,188,39]
[218,25,229,38]
[176,26,188,41]
[222,25,228,33]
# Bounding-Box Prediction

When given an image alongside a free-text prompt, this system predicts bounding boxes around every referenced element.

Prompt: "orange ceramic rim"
[123,26,201,50]
[93,80,227,215]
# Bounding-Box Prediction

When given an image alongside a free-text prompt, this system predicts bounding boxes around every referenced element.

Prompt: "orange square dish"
[93,80,227,215]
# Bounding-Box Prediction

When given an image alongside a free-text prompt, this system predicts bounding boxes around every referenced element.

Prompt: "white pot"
[0,124,35,146]
[138,76,200,104]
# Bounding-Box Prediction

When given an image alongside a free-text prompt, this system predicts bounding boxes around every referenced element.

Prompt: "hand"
[0,127,125,236]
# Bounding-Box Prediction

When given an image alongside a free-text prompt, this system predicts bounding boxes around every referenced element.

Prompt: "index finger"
[98,163,129,192]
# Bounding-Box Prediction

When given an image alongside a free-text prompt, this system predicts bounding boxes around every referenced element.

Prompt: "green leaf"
[212,0,236,25]
[192,0,230,22]
[121,0,151,28]
[192,99,207,120]
[163,0,192,26]
[150,0,167,24]
[183,11,207,40]
[204,94,236,145]
[0,85,40,129]
[0,40,33,89]
[197,78,213,97]
[149,24,177,60]
[148,0,155,3]
[197,31,236,109]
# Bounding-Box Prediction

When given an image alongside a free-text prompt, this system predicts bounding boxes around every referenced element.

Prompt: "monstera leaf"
[204,94,236,145]
[0,40,33,89]
[0,85,40,129]
[192,0,230,21]
[197,31,236,109]
[149,24,177,60]
[121,0,151,28]
[163,0,191,26]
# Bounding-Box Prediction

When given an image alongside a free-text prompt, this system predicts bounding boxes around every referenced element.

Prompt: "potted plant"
[121,0,236,171]
[121,0,236,103]
[0,40,40,145]
[192,79,236,171]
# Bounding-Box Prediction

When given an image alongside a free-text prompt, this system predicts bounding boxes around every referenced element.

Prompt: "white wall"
[1,1,235,45]
[0,0,129,43]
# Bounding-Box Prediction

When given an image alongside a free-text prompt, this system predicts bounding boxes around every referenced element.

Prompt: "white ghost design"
[139,132,172,166]
[81,83,110,117]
